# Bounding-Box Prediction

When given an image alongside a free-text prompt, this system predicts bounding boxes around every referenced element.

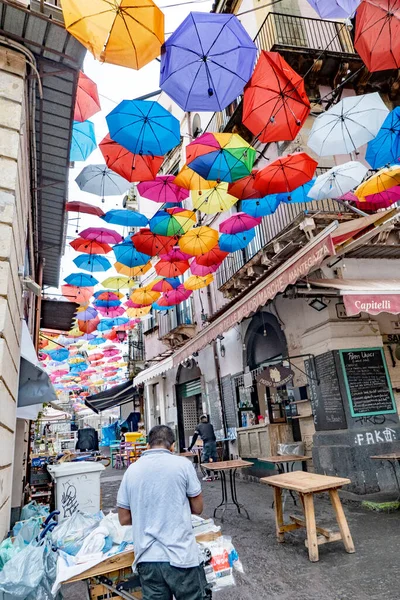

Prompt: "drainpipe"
[34,258,44,352]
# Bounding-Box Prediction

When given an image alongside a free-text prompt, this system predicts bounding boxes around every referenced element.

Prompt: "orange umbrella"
[61,0,165,70]
[61,285,93,305]
[173,164,216,191]
[77,317,100,334]
[99,134,163,182]
[155,256,190,278]
[130,288,160,306]
[70,238,112,255]
[179,226,219,256]
[115,262,152,277]
[254,153,318,196]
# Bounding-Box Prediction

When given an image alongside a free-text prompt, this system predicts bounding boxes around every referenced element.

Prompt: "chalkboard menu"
[305,352,347,431]
[339,348,396,417]
[221,375,238,428]
[206,378,222,430]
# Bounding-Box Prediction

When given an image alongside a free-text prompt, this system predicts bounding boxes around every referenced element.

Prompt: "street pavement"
[63,465,400,600]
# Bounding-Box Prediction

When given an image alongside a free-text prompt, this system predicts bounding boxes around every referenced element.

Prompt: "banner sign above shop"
[256,364,294,388]
[344,294,400,317]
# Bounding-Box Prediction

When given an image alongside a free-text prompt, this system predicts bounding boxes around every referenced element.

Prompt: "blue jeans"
[201,441,217,463]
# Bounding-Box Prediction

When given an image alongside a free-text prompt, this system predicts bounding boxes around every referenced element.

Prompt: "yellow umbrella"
[115,261,152,277]
[68,328,84,338]
[61,0,164,70]
[184,274,214,290]
[174,164,216,191]
[355,165,400,199]
[191,182,238,214]
[126,306,152,318]
[130,288,160,306]
[101,276,137,290]
[179,226,219,256]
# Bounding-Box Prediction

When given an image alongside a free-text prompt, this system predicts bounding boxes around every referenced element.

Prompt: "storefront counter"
[237,423,293,459]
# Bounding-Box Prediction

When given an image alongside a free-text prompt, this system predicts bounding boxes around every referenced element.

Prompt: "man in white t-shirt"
[117,425,207,599]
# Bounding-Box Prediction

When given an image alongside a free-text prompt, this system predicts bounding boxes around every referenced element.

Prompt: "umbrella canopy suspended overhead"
[137,175,189,204]
[77,317,100,335]
[76,306,98,321]
[228,170,263,200]
[190,259,220,276]
[155,256,190,277]
[132,228,176,256]
[66,201,105,217]
[355,0,400,72]
[80,227,123,245]
[61,285,94,305]
[366,107,400,169]
[126,306,152,318]
[196,245,228,267]
[219,229,256,252]
[191,182,239,214]
[242,194,280,217]
[73,254,111,273]
[243,51,310,143]
[354,165,400,199]
[64,273,98,287]
[101,209,148,228]
[70,238,112,255]
[340,190,399,211]
[74,71,101,122]
[179,226,219,256]
[150,277,181,292]
[99,134,163,183]
[306,0,361,18]
[76,165,129,202]
[113,239,152,267]
[160,247,193,261]
[150,210,196,236]
[160,12,257,112]
[61,0,164,70]
[159,285,192,306]
[101,276,136,290]
[174,165,217,191]
[115,262,152,277]
[254,153,318,196]
[308,93,389,156]
[107,100,181,156]
[184,274,214,290]
[70,120,97,162]
[219,212,261,234]
[186,133,256,183]
[131,288,161,306]
[276,179,315,204]
[308,162,368,200]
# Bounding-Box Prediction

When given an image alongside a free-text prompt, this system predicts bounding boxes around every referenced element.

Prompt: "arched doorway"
[176,362,203,450]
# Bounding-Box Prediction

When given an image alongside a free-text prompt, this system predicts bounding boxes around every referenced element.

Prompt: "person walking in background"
[117,425,207,600]
[188,415,217,482]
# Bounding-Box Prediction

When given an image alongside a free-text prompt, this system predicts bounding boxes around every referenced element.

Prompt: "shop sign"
[343,294,400,317]
[382,333,400,344]
[256,364,294,388]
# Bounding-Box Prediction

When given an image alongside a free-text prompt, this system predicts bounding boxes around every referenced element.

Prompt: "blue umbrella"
[69,363,88,374]
[113,239,151,268]
[109,317,129,327]
[107,100,181,156]
[97,319,114,331]
[89,337,107,345]
[64,273,98,287]
[366,107,400,169]
[160,12,257,112]
[102,209,148,228]
[73,254,111,273]
[94,299,121,308]
[241,195,280,218]
[70,120,96,162]
[48,348,70,362]
[277,179,316,204]
[219,229,256,252]
[152,302,170,311]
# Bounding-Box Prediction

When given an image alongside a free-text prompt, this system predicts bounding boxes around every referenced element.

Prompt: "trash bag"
[13,517,41,544]
[51,510,100,556]
[102,512,132,544]
[25,544,61,600]
[20,501,49,521]
[0,536,25,571]
[0,542,45,598]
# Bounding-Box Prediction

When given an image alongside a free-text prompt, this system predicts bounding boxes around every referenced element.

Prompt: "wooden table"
[259,455,312,505]
[204,459,252,522]
[371,453,400,499]
[261,471,355,562]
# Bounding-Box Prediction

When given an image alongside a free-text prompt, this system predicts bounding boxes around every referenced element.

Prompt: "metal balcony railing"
[31,0,64,21]
[158,302,194,339]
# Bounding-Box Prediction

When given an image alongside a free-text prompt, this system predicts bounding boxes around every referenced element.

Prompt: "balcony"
[158,302,196,348]
[30,0,64,21]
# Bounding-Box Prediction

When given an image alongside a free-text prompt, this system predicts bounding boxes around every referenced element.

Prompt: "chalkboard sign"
[305,352,347,431]
[206,379,222,430]
[339,348,396,417]
[221,375,238,429]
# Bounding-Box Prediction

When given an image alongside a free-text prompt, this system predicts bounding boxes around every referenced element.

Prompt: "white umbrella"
[75,165,129,202]
[308,93,389,156]
[308,161,368,200]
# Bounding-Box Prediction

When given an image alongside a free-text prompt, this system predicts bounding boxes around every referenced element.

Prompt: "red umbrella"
[80,227,123,245]
[74,71,101,122]
[70,238,112,255]
[137,175,189,203]
[254,153,318,196]
[243,51,310,143]
[132,229,176,256]
[155,256,190,277]
[99,134,163,183]
[77,317,100,334]
[228,170,263,200]
[65,201,105,217]
[196,245,228,267]
[88,353,104,362]
[355,0,400,73]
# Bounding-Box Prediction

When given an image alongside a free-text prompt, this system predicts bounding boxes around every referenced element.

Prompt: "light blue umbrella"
[219,229,256,252]
[89,337,107,345]
[97,319,114,331]
[366,107,400,169]
[47,348,70,362]
[109,317,129,327]
[70,120,96,162]
[75,165,129,202]
[241,195,280,217]
[113,240,151,267]
[277,179,316,204]
[73,254,112,273]
[102,209,148,228]
[64,273,98,287]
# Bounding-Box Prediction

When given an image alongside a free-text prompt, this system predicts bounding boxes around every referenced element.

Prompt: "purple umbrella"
[76,307,98,322]
[160,12,257,112]
[306,0,361,18]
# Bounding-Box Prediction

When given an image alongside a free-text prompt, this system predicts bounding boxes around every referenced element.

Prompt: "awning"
[333,208,400,251]
[85,380,138,414]
[172,222,337,366]
[331,213,387,245]
[309,279,400,317]
[17,322,57,418]
[134,355,174,386]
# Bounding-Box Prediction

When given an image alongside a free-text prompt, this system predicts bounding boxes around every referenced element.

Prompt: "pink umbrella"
[340,191,397,212]
[151,279,181,292]
[124,300,143,308]
[51,369,69,377]
[80,227,123,245]
[160,285,193,306]
[219,212,262,234]
[137,175,189,204]
[160,246,193,261]
[97,306,126,318]
[107,356,121,363]
[103,348,120,357]
[190,259,221,276]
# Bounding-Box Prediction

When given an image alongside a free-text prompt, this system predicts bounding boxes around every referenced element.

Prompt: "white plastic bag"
[0,542,45,598]
[198,536,243,591]
[102,512,133,544]
[76,525,109,558]
[51,510,99,555]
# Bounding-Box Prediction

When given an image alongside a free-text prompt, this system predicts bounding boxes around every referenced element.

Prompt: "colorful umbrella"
[150,210,196,236]
[88,353,104,362]
[306,0,361,18]
[94,290,123,300]
[276,180,316,204]
[228,170,263,200]
[138,175,189,204]
[64,273,98,287]
[254,153,318,196]
[73,254,111,273]
[160,12,257,112]
[77,317,100,334]
[190,260,220,276]
[126,306,152,318]
[74,71,101,122]
[184,274,214,290]
[48,348,69,362]
[99,134,163,183]
[80,227,123,245]
[150,278,181,292]
[66,201,105,217]
[75,165,129,202]
[61,0,164,70]
[179,226,219,256]
[98,306,126,318]
[308,93,389,156]
[101,276,136,290]
[355,0,400,72]
[70,120,96,162]
[219,229,256,252]
[186,133,256,183]
[159,285,192,306]
[132,229,176,256]
[340,190,398,211]
[174,165,216,191]
[70,238,112,255]
[159,247,193,261]
[219,212,261,234]
[115,262,152,277]
[308,162,368,200]
[242,195,280,217]
[191,182,238,214]
[243,51,310,143]
[131,289,160,306]
[155,256,190,278]
[354,165,400,199]
[366,107,400,169]
[61,285,93,305]
[196,245,228,267]
[101,209,148,228]
[76,306,98,321]
[113,239,152,267]
[107,100,180,156]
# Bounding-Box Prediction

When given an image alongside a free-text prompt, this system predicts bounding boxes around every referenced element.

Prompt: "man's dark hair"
[148,425,175,449]
[200,415,208,422]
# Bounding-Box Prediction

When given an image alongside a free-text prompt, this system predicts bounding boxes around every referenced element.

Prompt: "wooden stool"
[261,471,355,562]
